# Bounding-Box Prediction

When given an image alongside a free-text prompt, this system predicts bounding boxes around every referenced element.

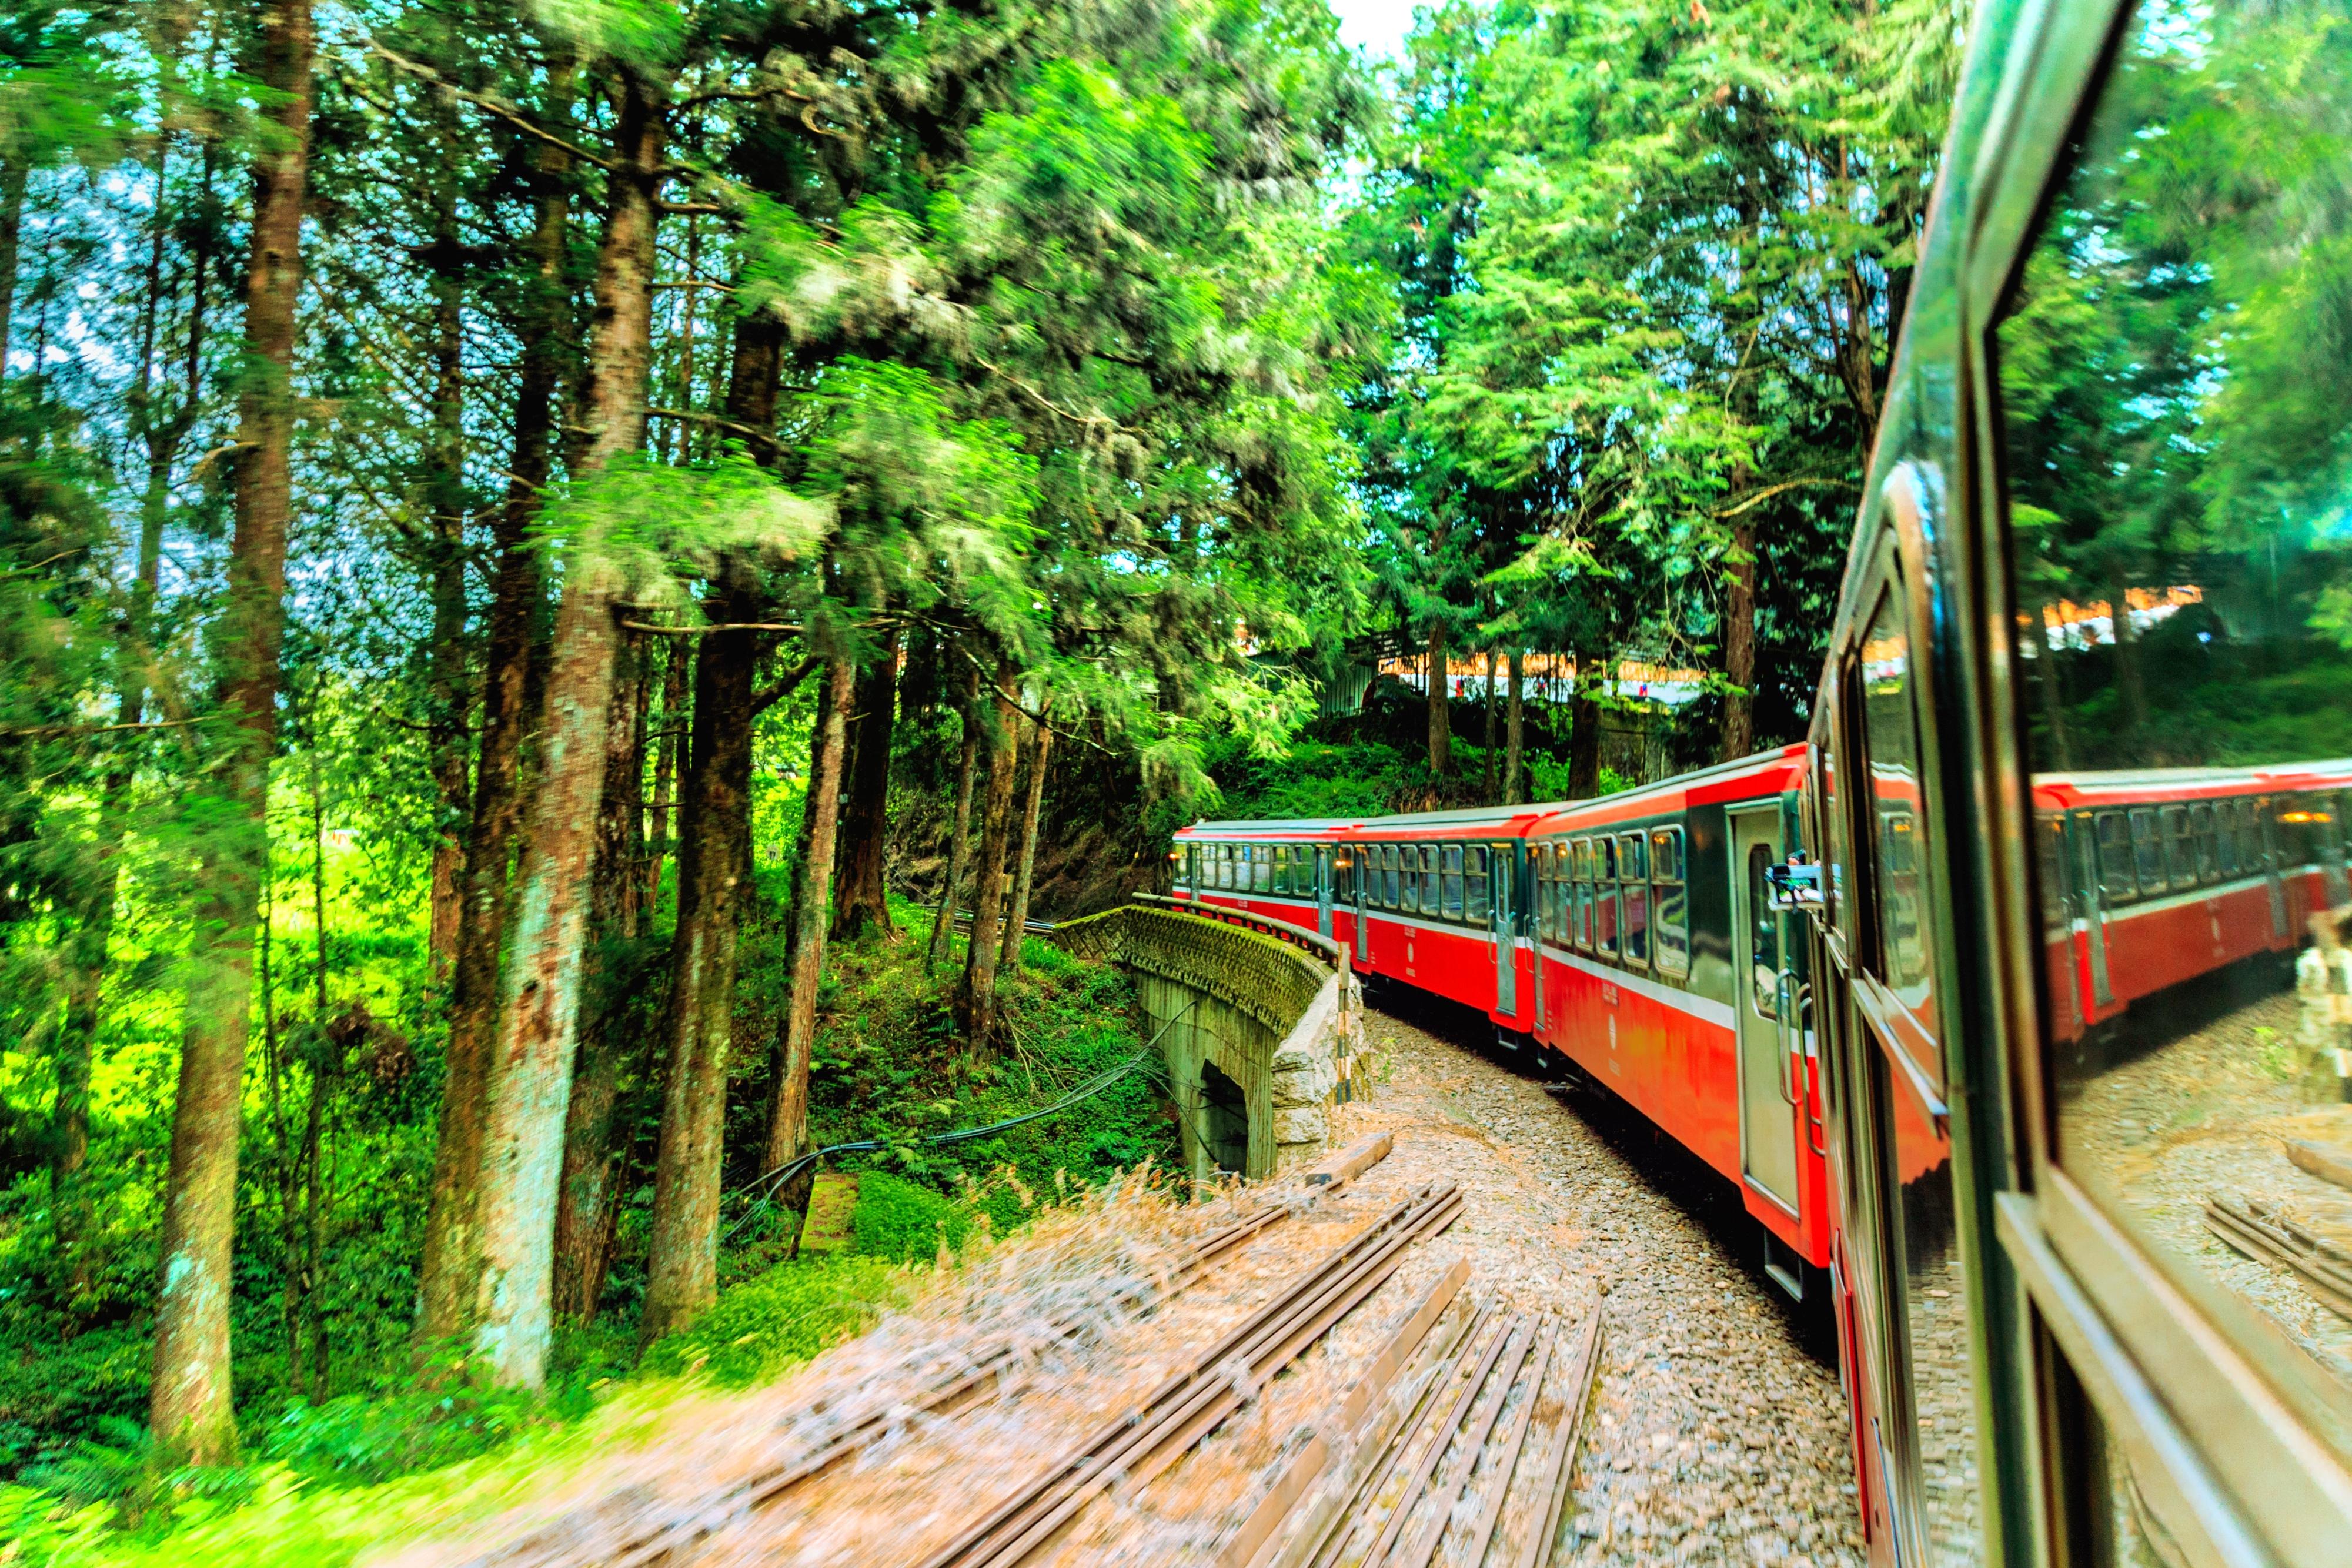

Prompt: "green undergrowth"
[0,898,1174,1563]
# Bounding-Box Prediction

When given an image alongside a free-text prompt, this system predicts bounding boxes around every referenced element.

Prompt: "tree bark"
[415,71,572,1350]
[2109,564,2147,740]
[467,66,663,1389]
[1481,646,1496,802]
[1568,657,1603,798]
[927,663,981,972]
[831,631,900,942]
[151,0,313,1464]
[1504,650,1525,806]
[549,631,646,1322]
[958,680,1020,1049]
[639,589,760,1342]
[0,156,25,373]
[423,190,470,979]
[1719,518,1757,762]
[764,656,855,1179]
[643,637,689,911]
[1001,714,1051,969]
[1425,622,1450,776]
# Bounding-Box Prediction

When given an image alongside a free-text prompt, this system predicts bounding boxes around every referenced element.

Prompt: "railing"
[1140,892,1351,984]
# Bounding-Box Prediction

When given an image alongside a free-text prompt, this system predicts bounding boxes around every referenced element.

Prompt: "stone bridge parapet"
[1051,898,1366,1179]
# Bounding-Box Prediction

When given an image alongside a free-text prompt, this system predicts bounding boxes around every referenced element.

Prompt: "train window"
[2190,804,2220,884]
[1255,845,1273,893]
[1618,833,1650,969]
[1441,844,1465,920]
[1418,846,1439,913]
[1653,828,1688,977]
[1593,836,1619,959]
[2126,809,2162,897]
[1269,846,1288,895]
[2161,805,2194,892]
[1999,0,2352,1480]
[1549,846,1569,943]
[1648,826,1682,882]
[2092,812,2134,902]
[2037,817,2069,935]
[1466,845,1490,923]
[1748,843,1782,1018]
[1375,845,1394,910]
[1861,587,1939,1035]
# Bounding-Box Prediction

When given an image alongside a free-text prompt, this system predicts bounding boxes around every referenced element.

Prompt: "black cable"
[724,992,1209,1243]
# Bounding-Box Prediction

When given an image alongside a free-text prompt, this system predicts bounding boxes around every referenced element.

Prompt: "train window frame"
[1619,831,1651,970]
[2093,811,2135,902]
[1652,827,1689,978]
[2127,807,2163,893]
[2160,804,2194,892]
[1442,844,1465,920]
[2189,803,2219,884]
[1972,0,2352,1546]
[1594,835,1620,960]
[2214,803,2240,878]
[1466,845,1491,923]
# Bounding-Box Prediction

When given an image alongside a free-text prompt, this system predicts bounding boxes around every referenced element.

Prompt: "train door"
[2064,811,2114,1008]
[1732,808,1801,1213]
[1315,847,1332,938]
[1845,474,1978,1568]
[1352,843,1370,961]
[1490,841,1516,1014]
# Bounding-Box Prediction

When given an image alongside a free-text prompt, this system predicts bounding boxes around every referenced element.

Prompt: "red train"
[1173,744,1835,1299]
[1171,753,2352,1307]
[2036,762,2352,1044]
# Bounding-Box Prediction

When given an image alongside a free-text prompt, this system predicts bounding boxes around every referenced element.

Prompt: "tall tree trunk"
[0,156,25,373]
[415,72,572,1349]
[1001,713,1051,969]
[1504,650,1525,806]
[927,663,980,972]
[467,67,663,1389]
[764,657,854,1182]
[1425,623,1450,776]
[1719,518,1757,762]
[1481,646,1496,802]
[643,638,687,912]
[423,195,470,979]
[1568,655,1603,798]
[2109,564,2147,741]
[831,631,900,942]
[958,680,1020,1049]
[640,592,760,1342]
[151,0,313,1463]
[549,632,646,1320]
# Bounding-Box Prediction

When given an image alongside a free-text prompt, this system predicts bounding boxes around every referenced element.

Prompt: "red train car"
[1172,745,1834,1298]
[2033,764,2352,1045]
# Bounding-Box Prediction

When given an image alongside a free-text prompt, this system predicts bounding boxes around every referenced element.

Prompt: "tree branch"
[366,42,617,172]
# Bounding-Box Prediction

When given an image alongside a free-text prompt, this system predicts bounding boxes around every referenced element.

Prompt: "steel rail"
[1439,1316,1558,1568]
[1514,1313,1605,1568]
[1385,1315,1539,1568]
[586,1201,1296,1568]
[1291,1302,1499,1568]
[930,1185,1464,1568]
[918,1182,1463,1568]
[1349,1310,1519,1568]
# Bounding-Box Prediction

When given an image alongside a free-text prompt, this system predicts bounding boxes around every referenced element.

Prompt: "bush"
[637,1254,903,1388]
[848,1172,970,1265]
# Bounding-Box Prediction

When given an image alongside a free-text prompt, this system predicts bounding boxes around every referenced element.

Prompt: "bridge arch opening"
[1198,1061,1250,1175]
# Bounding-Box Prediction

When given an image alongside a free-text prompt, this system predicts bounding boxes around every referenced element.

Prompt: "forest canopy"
[0,0,1962,1520]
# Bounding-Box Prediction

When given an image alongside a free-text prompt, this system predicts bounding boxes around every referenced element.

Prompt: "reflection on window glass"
[1749,844,1783,1020]
[1872,1039,1978,1568]
[1863,588,1940,1038]
[2002,0,2352,1407]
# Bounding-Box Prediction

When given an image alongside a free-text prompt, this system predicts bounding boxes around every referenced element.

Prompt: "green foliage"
[638,1255,903,1389]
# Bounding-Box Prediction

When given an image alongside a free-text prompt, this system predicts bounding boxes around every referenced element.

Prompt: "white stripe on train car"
[1539,944,1736,1031]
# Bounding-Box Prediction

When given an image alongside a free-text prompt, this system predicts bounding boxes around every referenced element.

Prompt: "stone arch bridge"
[1051,896,1367,1180]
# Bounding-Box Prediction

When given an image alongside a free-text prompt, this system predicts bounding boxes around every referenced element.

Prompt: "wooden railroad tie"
[2203,1192,2352,1322]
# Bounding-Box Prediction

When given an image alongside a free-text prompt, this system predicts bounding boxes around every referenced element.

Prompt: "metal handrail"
[1137,891,1351,979]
